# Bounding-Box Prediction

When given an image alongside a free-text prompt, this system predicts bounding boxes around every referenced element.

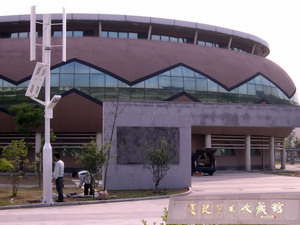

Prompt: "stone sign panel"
[167,193,300,224]
[116,126,180,164]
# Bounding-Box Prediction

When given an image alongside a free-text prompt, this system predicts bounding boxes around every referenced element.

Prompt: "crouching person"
[72,170,94,195]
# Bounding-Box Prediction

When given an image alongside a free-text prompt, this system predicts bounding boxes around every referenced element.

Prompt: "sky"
[1,0,300,92]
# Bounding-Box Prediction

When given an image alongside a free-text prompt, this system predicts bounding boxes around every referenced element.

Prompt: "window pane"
[90,87,104,100]
[19,32,28,38]
[195,78,207,91]
[90,68,103,74]
[171,77,183,90]
[131,88,145,100]
[151,35,160,41]
[118,81,130,88]
[170,37,177,42]
[3,80,15,88]
[219,86,227,93]
[145,90,159,100]
[262,77,271,86]
[129,33,138,39]
[263,86,271,95]
[90,74,105,87]
[75,62,89,73]
[145,77,158,89]
[132,82,144,88]
[60,62,75,73]
[119,32,127,38]
[254,76,263,85]
[247,83,256,95]
[195,72,206,79]
[207,80,218,92]
[170,67,182,77]
[51,74,59,86]
[105,75,118,87]
[182,67,195,78]
[161,36,169,41]
[60,74,74,86]
[184,78,196,90]
[238,84,247,95]
[109,32,118,38]
[73,31,83,37]
[51,67,60,73]
[101,31,108,37]
[66,31,73,37]
[75,74,89,87]
[54,31,62,37]
[159,75,171,89]
[271,87,278,97]
[10,33,18,38]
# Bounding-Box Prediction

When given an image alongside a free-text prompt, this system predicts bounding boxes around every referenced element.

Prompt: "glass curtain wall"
[0,61,298,110]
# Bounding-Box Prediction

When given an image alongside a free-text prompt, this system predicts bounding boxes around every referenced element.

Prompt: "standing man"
[53,153,64,202]
[72,170,94,196]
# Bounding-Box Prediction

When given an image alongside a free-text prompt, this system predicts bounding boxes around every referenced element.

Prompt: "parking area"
[191,169,300,195]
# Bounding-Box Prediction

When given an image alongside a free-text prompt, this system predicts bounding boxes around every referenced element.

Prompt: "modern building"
[1,13,300,190]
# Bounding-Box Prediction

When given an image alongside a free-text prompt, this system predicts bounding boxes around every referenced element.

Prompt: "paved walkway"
[1,168,300,224]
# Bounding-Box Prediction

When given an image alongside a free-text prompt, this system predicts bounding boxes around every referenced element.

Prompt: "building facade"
[0,13,300,189]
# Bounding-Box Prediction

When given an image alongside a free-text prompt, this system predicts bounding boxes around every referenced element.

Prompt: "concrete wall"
[103,101,300,190]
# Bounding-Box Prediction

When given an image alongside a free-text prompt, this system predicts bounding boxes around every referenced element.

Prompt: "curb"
[0,187,192,210]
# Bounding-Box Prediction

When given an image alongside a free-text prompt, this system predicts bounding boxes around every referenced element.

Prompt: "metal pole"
[42,14,53,204]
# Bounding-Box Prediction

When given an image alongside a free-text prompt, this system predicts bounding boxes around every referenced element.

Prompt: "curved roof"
[0,13,269,56]
[0,37,295,97]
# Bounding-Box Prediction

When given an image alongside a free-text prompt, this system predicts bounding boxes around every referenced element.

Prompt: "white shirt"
[78,170,91,187]
[53,159,64,179]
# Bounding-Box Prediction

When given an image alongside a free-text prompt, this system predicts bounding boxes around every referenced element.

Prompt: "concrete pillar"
[270,136,275,171]
[193,30,198,44]
[99,22,102,37]
[35,132,42,161]
[147,25,152,40]
[205,134,211,148]
[96,132,103,148]
[245,135,251,171]
[251,44,256,54]
[227,36,232,49]
[281,142,286,169]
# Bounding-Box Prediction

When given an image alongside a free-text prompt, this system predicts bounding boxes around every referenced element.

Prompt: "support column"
[245,135,251,172]
[96,132,103,148]
[205,134,211,148]
[147,25,152,40]
[281,140,286,169]
[193,30,198,44]
[98,22,102,37]
[270,136,275,171]
[227,37,232,49]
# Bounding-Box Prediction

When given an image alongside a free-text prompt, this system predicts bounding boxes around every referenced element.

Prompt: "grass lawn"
[0,174,189,206]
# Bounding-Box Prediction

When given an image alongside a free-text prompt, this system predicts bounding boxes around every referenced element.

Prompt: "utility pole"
[26,6,66,204]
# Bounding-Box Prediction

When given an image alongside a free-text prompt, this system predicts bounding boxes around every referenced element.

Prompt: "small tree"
[2,139,29,196]
[0,158,13,171]
[74,140,109,198]
[102,100,124,191]
[285,130,296,148]
[9,103,43,140]
[142,137,174,190]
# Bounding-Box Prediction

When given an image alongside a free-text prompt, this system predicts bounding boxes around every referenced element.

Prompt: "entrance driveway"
[1,170,300,225]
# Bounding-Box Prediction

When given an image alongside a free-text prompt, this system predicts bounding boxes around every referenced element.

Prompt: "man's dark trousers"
[56,177,64,202]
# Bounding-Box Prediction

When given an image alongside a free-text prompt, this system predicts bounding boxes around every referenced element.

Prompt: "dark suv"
[192,147,217,176]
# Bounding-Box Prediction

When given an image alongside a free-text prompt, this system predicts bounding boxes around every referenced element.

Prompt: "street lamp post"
[26,7,66,204]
